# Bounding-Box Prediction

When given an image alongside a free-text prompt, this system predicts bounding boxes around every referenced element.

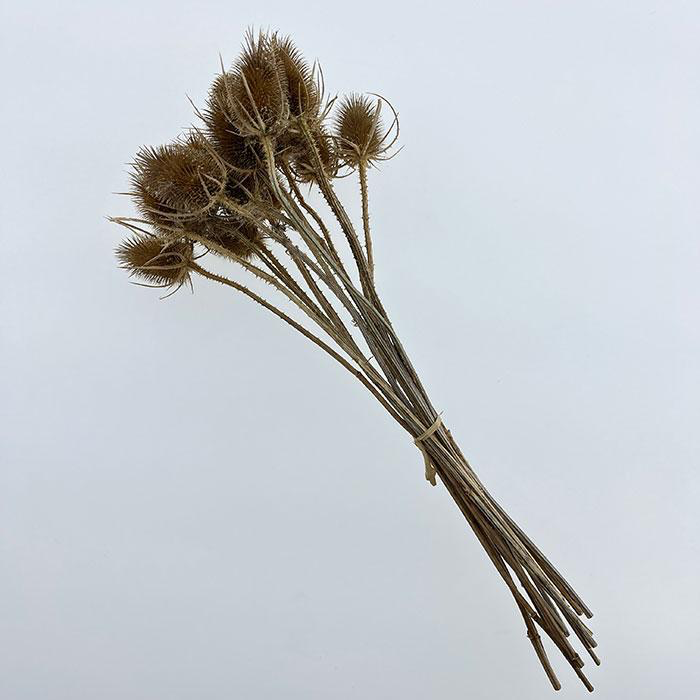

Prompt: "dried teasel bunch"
[112,29,599,692]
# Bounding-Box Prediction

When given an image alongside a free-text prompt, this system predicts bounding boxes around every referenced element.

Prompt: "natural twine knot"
[414,414,443,486]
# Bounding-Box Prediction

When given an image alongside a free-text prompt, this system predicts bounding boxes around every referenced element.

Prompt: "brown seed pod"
[130,182,178,230]
[116,234,194,290]
[203,73,260,172]
[131,134,226,223]
[277,35,319,119]
[196,211,264,259]
[333,93,399,169]
[289,126,338,183]
[225,30,290,137]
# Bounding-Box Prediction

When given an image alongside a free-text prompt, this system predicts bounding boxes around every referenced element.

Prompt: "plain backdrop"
[1,1,698,698]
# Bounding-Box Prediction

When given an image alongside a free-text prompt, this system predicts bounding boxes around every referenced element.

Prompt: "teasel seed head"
[131,134,226,225]
[277,35,320,119]
[333,93,400,169]
[195,209,265,260]
[116,234,194,291]
[203,72,260,173]
[224,30,290,138]
[289,126,338,183]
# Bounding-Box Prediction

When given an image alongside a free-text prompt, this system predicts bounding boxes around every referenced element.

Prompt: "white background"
[2,1,699,698]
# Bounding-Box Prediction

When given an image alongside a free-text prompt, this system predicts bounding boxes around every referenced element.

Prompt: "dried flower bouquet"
[112,30,599,691]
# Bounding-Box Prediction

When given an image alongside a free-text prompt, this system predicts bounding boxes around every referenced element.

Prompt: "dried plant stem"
[293,125,377,303]
[280,161,344,269]
[358,161,374,282]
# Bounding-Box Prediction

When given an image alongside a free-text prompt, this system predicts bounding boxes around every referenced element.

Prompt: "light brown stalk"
[358,161,374,282]
[296,122,377,303]
[280,160,344,269]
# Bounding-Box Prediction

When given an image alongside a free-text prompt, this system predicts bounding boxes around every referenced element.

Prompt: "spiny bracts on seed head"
[130,134,264,260]
[203,73,260,172]
[116,234,194,290]
[225,30,290,138]
[277,35,320,119]
[203,33,324,175]
[286,126,338,184]
[131,134,226,220]
[219,31,322,138]
[198,214,265,259]
[333,93,399,169]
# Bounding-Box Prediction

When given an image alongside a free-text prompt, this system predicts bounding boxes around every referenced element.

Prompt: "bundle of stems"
[112,30,598,691]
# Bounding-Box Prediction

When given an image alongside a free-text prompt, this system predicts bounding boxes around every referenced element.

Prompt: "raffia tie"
[414,414,443,486]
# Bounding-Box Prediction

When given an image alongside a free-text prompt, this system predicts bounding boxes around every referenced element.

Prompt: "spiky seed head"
[290,126,338,183]
[130,182,178,230]
[277,35,319,118]
[334,94,391,169]
[116,234,194,290]
[226,30,289,137]
[131,135,225,223]
[203,73,259,171]
[195,210,264,259]
[217,222,264,259]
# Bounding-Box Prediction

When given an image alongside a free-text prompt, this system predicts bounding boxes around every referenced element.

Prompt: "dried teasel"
[203,73,260,173]
[288,126,338,183]
[197,211,265,259]
[224,30,290,138]
[202,74,276,203]
[116,234,194,290]
[131,134,226,224]
[277,35,320,119]
[203,35,322,187]
[333,93,399,169]
[128,134,265,257]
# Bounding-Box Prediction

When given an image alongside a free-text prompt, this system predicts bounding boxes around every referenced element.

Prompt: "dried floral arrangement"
[112,30,599,691]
